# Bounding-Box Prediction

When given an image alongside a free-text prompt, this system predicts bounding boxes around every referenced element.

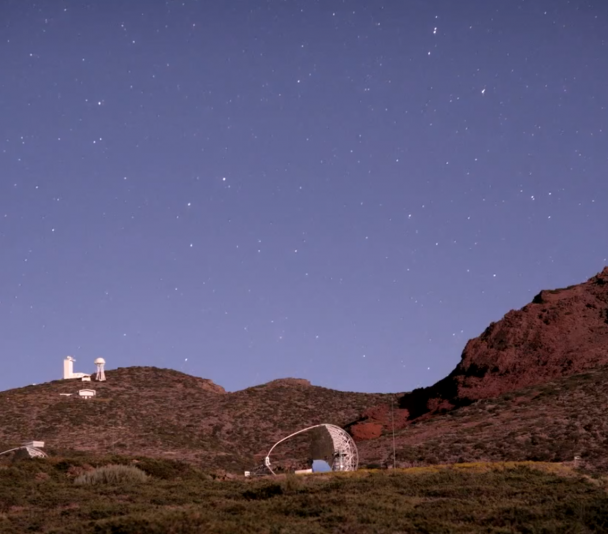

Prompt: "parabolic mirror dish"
[264,424,358,475]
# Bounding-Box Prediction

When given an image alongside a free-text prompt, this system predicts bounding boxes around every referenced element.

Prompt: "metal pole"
[391,395,396,469]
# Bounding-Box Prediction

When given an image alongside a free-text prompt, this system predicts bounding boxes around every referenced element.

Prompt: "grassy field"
[1,456,607,533]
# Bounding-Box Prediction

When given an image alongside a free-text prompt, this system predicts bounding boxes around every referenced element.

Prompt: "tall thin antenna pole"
[391,395,396,469]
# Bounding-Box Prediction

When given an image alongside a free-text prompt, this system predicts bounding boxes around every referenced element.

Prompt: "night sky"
[2,1,607,394]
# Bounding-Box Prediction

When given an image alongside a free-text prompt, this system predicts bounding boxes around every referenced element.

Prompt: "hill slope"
[0,367,387,470]
[358,364,608,472]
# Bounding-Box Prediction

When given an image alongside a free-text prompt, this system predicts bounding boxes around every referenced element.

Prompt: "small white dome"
[94,357,106,364]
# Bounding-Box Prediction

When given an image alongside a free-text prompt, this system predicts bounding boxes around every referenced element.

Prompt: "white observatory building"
[63,356,76,379]
[95,358,106,381]
[62,355,101,381]
[62,355,89,380]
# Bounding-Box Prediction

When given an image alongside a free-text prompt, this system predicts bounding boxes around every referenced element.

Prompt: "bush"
[74,464,149,486]
[133,457,200,480]
[281,473,303,493]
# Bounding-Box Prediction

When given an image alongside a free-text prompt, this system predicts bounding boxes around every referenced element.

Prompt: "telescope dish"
[264,423,358,475]
[0,444,47,459]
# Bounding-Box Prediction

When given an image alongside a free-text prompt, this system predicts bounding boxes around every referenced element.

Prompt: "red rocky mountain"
[351,267,608,438]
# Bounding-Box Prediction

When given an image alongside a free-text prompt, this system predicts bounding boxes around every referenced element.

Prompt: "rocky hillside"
[358,364,608,472]
[0,367,387,471]
[351,266,608,436]
[450,266,608,400]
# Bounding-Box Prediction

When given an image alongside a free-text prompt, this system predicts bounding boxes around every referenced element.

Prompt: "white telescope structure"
[63,356,75,379]
[264,423,358,476]
[0,441,47,459]
[94,358,106,381]
[62,355,89,380]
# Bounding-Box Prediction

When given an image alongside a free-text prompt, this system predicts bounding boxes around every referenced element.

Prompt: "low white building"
[78,389,96,399]
[295,469,313,475]
[22,441,44,449]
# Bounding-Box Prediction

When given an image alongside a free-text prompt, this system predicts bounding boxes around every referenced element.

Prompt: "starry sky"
[2,0,607,394]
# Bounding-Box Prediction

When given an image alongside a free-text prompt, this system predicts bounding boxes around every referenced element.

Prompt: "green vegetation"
[74,464,149,486]
[1,456,607,533]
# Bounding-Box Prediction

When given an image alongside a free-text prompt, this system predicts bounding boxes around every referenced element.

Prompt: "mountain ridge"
[2,266,607,473]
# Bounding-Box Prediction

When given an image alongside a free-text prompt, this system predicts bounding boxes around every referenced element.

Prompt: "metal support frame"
[264,423,358,475]
[0,446,47,459]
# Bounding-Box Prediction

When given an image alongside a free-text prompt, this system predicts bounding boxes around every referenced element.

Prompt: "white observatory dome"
[94,357,106,364]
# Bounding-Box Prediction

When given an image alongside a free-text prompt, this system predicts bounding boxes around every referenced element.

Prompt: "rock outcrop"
[350,404,409,441]
[445,266,608,401]
[352,267,608,438]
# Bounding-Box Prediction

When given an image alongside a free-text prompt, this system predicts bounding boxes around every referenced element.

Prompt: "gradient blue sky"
[1,0,607,393]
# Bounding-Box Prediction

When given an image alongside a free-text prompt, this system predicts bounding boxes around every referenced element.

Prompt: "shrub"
[74,464,149,486]
[281,473,303,493]
[133,457,201,480]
